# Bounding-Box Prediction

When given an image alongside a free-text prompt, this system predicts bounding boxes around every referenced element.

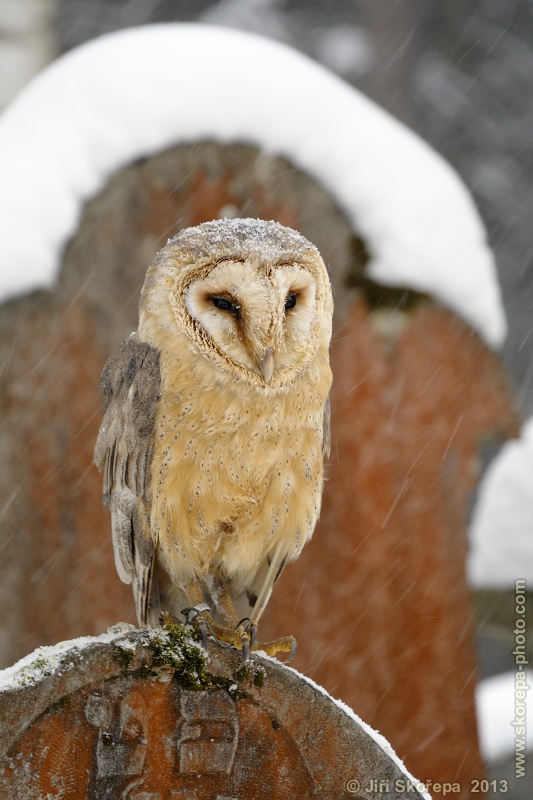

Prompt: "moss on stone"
[138,620,267,697]
[111,643,136,670]
[46,695,71,714]
[149,621,209,690]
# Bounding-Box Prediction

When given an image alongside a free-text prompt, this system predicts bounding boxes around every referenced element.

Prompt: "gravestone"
[0,623,428,800]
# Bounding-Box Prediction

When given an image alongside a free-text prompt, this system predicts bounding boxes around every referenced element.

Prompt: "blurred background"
[0,0,533,798]
[2,0,533,404]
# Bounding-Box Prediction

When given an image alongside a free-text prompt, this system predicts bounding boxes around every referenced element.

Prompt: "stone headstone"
[0,624,428,800]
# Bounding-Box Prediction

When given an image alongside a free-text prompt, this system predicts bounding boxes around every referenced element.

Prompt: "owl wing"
[322,394,331,459]
[94,334,161,626]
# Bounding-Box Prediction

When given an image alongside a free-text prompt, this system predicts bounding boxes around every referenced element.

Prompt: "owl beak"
[259,348,275,382]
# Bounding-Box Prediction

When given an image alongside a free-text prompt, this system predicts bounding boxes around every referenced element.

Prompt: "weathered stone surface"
[0,625,427,800]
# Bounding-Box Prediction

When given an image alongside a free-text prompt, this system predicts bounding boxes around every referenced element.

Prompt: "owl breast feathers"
[94,218,333,644]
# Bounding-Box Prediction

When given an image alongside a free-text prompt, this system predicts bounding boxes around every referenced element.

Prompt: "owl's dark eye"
[210,296,240,314]
[284,293,297,311]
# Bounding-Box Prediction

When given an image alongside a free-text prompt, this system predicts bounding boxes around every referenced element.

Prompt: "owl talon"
[195,617,209,650]
[249,622,258,650]
[181,604,212,649]
[251,635,297,663]
[240,635,250,665]
[236,618,258,652]
[181,603,211,625]
[196,617,207,650]
[235,618,253,665]
[179,607,294,664]
[282,637,297,664]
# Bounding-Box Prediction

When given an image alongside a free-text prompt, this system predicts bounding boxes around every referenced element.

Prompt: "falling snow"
[0,16,526,774]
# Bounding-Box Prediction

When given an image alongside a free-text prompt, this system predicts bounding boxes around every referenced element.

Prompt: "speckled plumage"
[95,218,333,640]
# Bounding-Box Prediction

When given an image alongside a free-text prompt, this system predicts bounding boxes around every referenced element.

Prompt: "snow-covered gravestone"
[0,627,430,799]
[0,23,516,790]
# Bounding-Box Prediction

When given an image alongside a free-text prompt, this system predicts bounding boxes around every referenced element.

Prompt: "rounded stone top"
[0,622,429,799]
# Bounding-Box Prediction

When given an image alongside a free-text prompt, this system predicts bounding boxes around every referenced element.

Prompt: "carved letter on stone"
[85,688,148,779]
[177,690,238,776]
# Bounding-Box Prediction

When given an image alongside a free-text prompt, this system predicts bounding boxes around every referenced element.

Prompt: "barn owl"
[94,218,333,661]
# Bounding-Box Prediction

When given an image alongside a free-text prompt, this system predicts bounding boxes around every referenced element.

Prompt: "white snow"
[0,623,207,693]
[0,624,135,692]
[476,671,533,762]
[0,23,505,347]
[468,424,533,761]
[468,418,533,588]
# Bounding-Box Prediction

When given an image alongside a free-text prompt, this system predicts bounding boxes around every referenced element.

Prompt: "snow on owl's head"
[140,218,333,389]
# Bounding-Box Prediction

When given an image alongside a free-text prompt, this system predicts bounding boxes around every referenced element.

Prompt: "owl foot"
[179,605,295,665]
[251,635,297,663]
[180,604,244,655]
[236,617,258,665]
[230,620,296,666]
[180,603,213,649]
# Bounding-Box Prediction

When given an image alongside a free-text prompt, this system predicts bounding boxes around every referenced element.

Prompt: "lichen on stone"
[147,621,208,689]
[142,619,266,696]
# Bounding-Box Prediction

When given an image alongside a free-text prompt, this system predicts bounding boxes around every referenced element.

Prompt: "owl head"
[140,218,333,389]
